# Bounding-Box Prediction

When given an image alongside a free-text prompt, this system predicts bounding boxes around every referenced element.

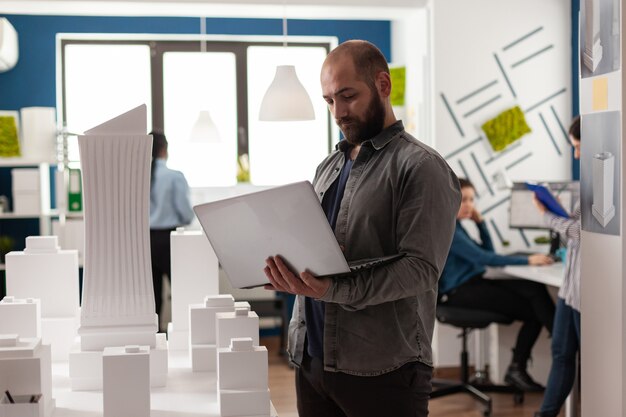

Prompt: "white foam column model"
[69,105,167,391]
[0,336,55,417]
[103,346,150,417]
[218,337,270,417]
[583,0,603,72]
[189,295,234,372]
[167,228,219,350]
[77,104,157,349]
[6,236,79,361]
[592,152,615,227]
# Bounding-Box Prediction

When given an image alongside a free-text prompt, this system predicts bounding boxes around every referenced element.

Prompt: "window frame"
[58,35,336,161]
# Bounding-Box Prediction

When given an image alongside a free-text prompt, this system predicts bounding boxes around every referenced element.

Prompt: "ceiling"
[1,0,428,20]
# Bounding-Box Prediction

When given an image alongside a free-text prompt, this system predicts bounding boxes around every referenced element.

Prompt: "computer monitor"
[509,181,579,230]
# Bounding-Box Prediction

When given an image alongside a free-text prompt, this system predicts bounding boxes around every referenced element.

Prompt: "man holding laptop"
[263,40,461,417]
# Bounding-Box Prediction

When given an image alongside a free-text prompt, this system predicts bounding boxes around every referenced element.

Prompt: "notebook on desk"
[193,181,404,289]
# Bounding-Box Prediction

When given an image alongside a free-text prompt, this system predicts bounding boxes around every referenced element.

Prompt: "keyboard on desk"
[507,251,561,262]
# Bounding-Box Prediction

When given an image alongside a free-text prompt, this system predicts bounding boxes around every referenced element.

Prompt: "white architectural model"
[168,228,219,350]
[583,0,603,72]
[217,337,270,417]
[0,336,55,417]
[6,236,79,361]
[103,345,150,417]
[189,295,235,372]
[216,306,260,350]
[592,151,615,227]
[69,105,167,390]
[0,297,40,338]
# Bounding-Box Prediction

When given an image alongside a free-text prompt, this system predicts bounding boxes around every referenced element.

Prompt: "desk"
[502,263,565,287]
[51,350,278,417]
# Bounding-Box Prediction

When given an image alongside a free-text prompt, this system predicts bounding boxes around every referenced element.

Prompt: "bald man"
[264,40,461,417]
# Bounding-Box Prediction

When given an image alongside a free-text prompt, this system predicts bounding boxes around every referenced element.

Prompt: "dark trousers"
[540,298,580,415]
[442,277,555,364]
[150,228,174,318]
[296,351,432,417]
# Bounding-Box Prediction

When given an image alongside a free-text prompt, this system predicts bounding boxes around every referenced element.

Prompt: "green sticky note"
[481,106,531,152]
[390,66,406,107]
[0,115,21,157]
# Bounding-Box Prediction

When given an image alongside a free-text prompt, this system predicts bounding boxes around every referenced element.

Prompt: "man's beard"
[337,90,386,145]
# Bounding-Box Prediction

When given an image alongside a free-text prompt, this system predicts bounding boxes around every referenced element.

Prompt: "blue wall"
[571,0,580,180]
[0,14,391,110]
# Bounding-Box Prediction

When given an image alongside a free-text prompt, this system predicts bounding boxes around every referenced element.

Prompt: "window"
[247,46,330,185]
[60,37,335,187]
[63,43,152,163]
[163,52,238,187]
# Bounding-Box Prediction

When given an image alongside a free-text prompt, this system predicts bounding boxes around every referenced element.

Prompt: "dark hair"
[327,40,389,90]
[458,178,475,190]
[149,131,168,187]
[568,116,581,141]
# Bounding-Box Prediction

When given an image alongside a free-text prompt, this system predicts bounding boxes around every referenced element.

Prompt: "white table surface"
[51,350,278,417]
[501,263,565,288]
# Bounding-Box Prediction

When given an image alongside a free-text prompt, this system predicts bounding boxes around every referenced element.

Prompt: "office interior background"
[0,0,623,416]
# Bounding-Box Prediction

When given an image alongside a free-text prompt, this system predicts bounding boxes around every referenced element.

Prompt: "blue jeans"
[540,298,580,415]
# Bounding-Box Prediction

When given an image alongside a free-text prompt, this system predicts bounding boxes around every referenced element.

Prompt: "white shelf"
[0,210,60,219]
[0,158,57,167]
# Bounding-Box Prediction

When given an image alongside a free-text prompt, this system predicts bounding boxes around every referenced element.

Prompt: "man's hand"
[263,256,331,299]
[528,254,553,266]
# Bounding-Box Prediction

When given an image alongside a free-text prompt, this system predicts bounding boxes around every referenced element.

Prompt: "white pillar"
[77,105,157,349]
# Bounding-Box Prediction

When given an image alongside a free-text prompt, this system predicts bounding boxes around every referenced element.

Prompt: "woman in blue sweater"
[439,178,556,392]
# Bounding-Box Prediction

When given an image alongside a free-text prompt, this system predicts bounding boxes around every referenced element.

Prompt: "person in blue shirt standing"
[439,178,556,392]
[149,131,194,328]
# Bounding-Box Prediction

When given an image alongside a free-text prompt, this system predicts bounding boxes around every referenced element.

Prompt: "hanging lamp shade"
[190,110,220,143]
[259,65,315,121]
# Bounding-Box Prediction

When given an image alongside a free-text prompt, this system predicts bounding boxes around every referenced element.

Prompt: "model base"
[583,39,603,72]
[78,322,158,351]
[592,204,615,227]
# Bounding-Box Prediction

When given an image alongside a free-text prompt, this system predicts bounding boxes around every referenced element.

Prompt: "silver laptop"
[194,181,403,289]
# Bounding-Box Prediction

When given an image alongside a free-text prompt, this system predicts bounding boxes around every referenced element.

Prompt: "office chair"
[431,305,524,417]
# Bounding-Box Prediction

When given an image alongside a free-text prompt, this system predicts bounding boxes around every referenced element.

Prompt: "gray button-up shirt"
[287,121,461,376]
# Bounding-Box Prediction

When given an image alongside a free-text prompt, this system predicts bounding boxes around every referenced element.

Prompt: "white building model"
[69,105,167,390]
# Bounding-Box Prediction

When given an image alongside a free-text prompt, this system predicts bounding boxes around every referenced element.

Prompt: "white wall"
[430,0,572,376]
[391,9,430,144]
[580,1,625,415]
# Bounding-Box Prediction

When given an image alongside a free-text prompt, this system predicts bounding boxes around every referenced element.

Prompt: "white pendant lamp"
[190,17,220,142]
[258,10,315,121]
[190,110,220,143]
[259,65,315,121]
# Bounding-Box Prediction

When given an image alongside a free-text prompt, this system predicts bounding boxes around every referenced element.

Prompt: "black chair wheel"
[483,409,491,417]
[513,391,524,405]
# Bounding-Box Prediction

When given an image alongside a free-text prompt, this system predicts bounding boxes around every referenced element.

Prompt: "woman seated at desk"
[439,178,555,392]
